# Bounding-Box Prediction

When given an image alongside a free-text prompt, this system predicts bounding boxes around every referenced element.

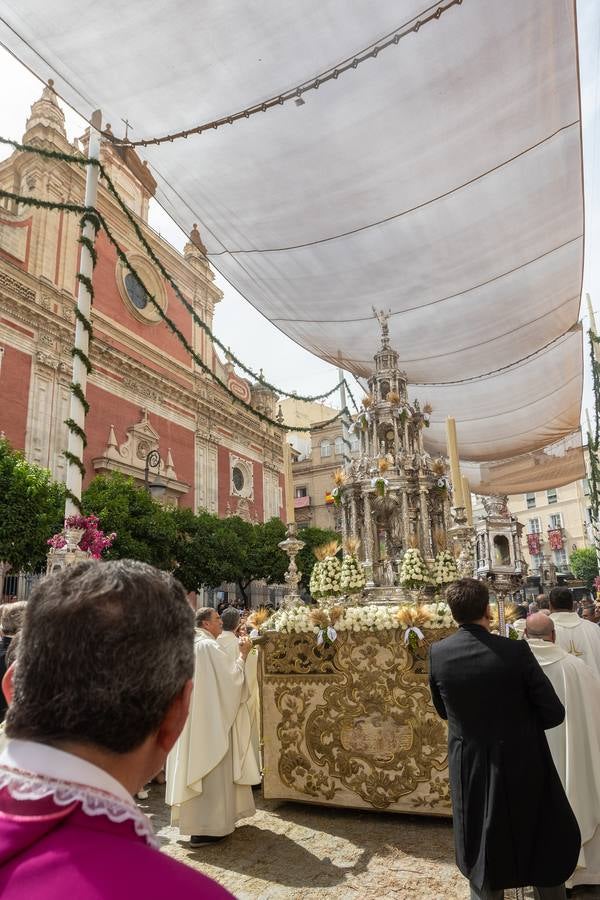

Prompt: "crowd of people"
[0,563,599,897]
[431,580,600,899]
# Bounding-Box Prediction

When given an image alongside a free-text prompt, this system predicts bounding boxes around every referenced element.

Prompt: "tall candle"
[446,416,464,509]
[462,476,473,526]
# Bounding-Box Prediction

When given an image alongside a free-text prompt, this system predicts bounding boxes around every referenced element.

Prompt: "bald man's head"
[525,612,556,643]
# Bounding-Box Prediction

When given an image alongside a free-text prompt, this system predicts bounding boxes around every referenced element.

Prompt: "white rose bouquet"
[432,550,459,586]
[400,548,431,590]
[340,537,366,595]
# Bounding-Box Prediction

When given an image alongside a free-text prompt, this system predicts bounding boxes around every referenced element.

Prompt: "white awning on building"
[0,0,585,490]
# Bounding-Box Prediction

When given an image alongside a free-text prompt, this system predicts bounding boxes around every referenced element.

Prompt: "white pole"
[65,109,102,518]
[338,366,350,465]
[586,294,600,570]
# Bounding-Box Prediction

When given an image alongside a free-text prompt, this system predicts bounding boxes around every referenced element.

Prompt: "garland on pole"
[587,331,600,563]
[0,187,349,433]
[0,135,360,412]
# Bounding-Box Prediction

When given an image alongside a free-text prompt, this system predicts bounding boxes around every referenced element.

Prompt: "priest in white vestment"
[549,587,600,677]
[166,607,255,846]
[525,613,600,887]
[217,609,260,784]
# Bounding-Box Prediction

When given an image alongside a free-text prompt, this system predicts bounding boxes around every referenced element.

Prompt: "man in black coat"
[429,578,580,900]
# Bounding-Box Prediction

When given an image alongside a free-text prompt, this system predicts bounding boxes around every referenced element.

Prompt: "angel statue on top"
[372,306,392,346]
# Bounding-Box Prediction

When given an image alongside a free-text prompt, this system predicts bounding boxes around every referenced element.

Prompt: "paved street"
[139,784,592,900]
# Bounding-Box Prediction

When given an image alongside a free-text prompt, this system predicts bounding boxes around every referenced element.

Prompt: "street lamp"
[144,449,167,501]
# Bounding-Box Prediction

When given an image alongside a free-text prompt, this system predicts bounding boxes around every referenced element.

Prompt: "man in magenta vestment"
[0,559,232,898]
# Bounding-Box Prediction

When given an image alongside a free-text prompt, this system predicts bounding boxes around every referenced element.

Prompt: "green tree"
[213,516,288,606]
[0,438,65,572]
[169,506,223,592]
[82,472,178,571]
[296,526,339,590]
[569,547,599,588]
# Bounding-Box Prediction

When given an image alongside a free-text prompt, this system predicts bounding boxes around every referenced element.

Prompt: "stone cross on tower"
[372,307,392,349]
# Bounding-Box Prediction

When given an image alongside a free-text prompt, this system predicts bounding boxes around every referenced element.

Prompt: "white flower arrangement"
[340,554,366,595]
[400,548,431,589]
[319,554,342,598]
[309,561,323,599]
[432,550,459,586]
[262,601,454,637]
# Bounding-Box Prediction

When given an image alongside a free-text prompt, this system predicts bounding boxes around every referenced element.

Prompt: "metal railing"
[2,571,44,602]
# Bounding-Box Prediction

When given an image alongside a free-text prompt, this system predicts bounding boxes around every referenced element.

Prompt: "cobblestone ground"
[142,786,600,899]
[142,783,465,899]
[140,784,597,900]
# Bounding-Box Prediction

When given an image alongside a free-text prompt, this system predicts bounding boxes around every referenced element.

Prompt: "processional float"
[257,316,524,816]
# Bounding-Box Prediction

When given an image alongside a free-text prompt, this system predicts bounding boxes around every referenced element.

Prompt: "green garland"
[74,306,93,338]
[588,332,600,533]
[95,208,348,432]
[71,346,92,375]
[0,135,360,411]
[70,382,90,415]
[0,185,349,433]
[63,449,86,477]
[64,417,88,447]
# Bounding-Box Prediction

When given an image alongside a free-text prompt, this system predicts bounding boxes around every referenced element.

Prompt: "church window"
[232,466,245,493]
[124,273,148,310]
[320,441,332,458]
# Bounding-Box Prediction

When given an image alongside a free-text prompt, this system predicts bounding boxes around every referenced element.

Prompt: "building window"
[525,492,536,509]
[530,553,543,573]
[527,517,541,534]
[295,486,307,498]
[546,488,558,504]
[320,440,332,458]
[334,437,344,456]
[549,512,563,529]
[350,434,360,453]
[553,548,568,569]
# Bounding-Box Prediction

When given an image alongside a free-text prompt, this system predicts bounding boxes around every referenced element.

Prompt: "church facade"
[0,83,287,522]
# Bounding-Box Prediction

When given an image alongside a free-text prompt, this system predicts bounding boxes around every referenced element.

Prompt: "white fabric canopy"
[0,0,584,485]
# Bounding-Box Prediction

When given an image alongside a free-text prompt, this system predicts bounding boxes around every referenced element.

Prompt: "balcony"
[294,495,310,509]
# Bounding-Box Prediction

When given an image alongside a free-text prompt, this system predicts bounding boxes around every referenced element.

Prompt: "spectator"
[550,587,600,677]
[0,560,230,899]
[525,612,600,888]
[512,604,529,638]
[429,578,580,899]
[0,601,26,722]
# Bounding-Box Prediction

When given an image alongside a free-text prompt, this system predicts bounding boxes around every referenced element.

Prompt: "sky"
[1,1,599,424]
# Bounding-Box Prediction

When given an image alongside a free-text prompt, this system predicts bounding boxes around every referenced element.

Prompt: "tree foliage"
[569,547,599,588]
[82,472,178,571]
[82,473,291,600]
[0,439,66,572]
